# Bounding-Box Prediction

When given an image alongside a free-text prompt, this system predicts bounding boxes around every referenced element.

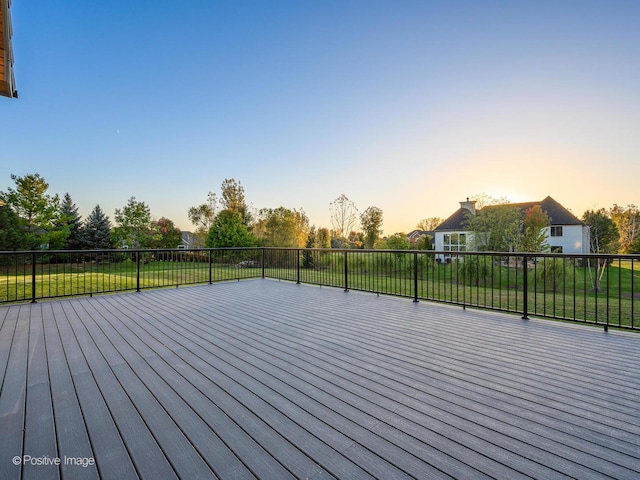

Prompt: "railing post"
[136,251,141,292]
[208,249,212,284]
[262,248,265,279]
[521,254,529,319]
[413,251,419,303]
[344,250,349,292]
[297,249,301,284]
[31,252,37,303]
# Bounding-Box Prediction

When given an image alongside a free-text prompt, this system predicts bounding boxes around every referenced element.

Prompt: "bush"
[535,257,571,292]
[457,256,492,286]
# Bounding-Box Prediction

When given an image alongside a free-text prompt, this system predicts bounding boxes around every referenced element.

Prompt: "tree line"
[0,173,410,252]
[0,173,182,251]
[1,173,637,254]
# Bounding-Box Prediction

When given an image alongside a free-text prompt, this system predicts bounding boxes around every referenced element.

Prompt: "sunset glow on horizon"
[2,1,638,235]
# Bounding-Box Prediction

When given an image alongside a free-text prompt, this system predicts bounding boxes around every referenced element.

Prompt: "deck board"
[53,301,136,480]
[1,279,639,479]
[0,305,29,480]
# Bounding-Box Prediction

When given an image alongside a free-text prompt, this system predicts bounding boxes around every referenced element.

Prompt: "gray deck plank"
[53,301,138,480]
[136,284,638,479]
[94,294,326,480]
[97,294,376,480]
[1,279,640,479]
[158,286,603,479]
[0,305,30,480]
[64,300,179,480]
[71,300,217,480]
[79,297,265,480]
[23,304,59,480]
[139,290,517,480]
[224,288,640,472]
[235,285,640,442]
[42,301,99,480]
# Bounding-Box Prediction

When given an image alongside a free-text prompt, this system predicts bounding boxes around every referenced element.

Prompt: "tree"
[330,194,358,240]
[610,204,640,254]
[582,209,619,292]
[466,205,523,252]
[59,193,83,250]
[583,209,619,254]
[302,226,317,268]
[254,207,309,247]
[1,173,62,249]
[151,217,182,248]
[629,235,640,254]
[0,202,27,249]
[360,206,383,249]
[347,231,364,249]
[375,233,410,250]
[205,210,256,248]
[412,233,433,250]
[189,178,251,245]
[471,192,510,209]
[316,228,331,249]
[188,191,218,245]
[81,205,113,249]
[220,178,251,224]
[520,205,550,252]
[113,197,153,248]
[416,217,443,231]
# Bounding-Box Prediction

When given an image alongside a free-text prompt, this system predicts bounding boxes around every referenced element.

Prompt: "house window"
[550,226,563,237]
[443,232,466,252]
[551,246,563,253]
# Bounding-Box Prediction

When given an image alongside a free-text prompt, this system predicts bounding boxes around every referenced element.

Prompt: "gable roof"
[435,208,471,231]
[435,196,583,231]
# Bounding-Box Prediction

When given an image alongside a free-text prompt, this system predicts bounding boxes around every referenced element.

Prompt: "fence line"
[1,248,638,330]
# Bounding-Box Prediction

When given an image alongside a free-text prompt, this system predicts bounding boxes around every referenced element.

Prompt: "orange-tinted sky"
[2,1,638,235]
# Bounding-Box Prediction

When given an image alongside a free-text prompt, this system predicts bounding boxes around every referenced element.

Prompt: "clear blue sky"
[3,0,639,234]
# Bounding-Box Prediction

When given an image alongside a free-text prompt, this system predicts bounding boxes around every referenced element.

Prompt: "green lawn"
[1,253,638,329]
[0,259,261,302]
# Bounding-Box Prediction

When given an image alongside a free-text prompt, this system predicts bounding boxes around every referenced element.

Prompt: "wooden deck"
[1,279,639,479]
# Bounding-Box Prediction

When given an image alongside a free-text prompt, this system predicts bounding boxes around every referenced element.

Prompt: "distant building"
[434,196,590,259]
[407,230,434,248]
[1,0,18,98]
[181,231,197,249]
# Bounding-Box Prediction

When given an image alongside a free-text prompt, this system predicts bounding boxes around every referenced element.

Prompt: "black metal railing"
[1,248,638,330]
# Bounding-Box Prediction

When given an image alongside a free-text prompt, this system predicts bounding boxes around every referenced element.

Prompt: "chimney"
[460,197,476,215]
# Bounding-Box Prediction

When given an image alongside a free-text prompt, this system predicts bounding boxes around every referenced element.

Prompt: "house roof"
[0,0,17,98]
[407,229,433,238]
[435,208,471,231]
[435,196,583,231]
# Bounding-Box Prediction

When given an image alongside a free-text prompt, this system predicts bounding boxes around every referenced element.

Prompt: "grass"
[1,251,638,329]
[0,259,261,302]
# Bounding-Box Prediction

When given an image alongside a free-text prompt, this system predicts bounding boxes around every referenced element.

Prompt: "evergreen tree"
[303,226,316,268]
[59,193,83,250]
[81,205,113,249]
